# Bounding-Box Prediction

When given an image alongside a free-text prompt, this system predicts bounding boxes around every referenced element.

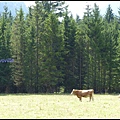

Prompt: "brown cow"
[71,89,94,102]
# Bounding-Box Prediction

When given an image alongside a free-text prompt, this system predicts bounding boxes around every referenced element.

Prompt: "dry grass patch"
[0,93,119,118]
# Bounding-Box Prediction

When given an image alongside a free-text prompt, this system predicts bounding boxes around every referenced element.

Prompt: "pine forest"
[0,1,120,94]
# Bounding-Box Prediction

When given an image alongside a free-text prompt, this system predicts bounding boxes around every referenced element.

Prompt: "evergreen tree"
[11,7,26,93]
[63,9,77,93]
[41,1,66,17]
[105,4,114,23]
[104,5,119,93]
[90,3,104,93]
[82,4,93,90]
[40,13,64,93]
[75,20,89,90]
[0,5,13,93]
[23,6,36,93]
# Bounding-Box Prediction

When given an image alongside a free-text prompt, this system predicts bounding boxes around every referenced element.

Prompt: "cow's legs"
[92,95,94,101]
[89,95,92,101]
[79,97,82,102]
[89,94,94,101]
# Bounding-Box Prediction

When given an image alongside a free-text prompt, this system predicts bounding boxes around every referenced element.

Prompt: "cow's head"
[71,89,75,94]
[71,89,76,94]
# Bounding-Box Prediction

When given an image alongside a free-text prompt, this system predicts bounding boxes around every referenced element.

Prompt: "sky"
[23,1,120,19]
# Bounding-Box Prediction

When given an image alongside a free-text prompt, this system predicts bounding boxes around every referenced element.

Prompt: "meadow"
[0,93,119,118]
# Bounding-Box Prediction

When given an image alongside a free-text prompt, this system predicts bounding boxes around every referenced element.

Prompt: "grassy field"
[0,93,119,118]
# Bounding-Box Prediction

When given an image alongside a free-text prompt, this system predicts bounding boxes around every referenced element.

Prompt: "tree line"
[0,1,120,94]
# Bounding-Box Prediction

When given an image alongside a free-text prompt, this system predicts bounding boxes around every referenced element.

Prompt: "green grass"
[0,93,119,118]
